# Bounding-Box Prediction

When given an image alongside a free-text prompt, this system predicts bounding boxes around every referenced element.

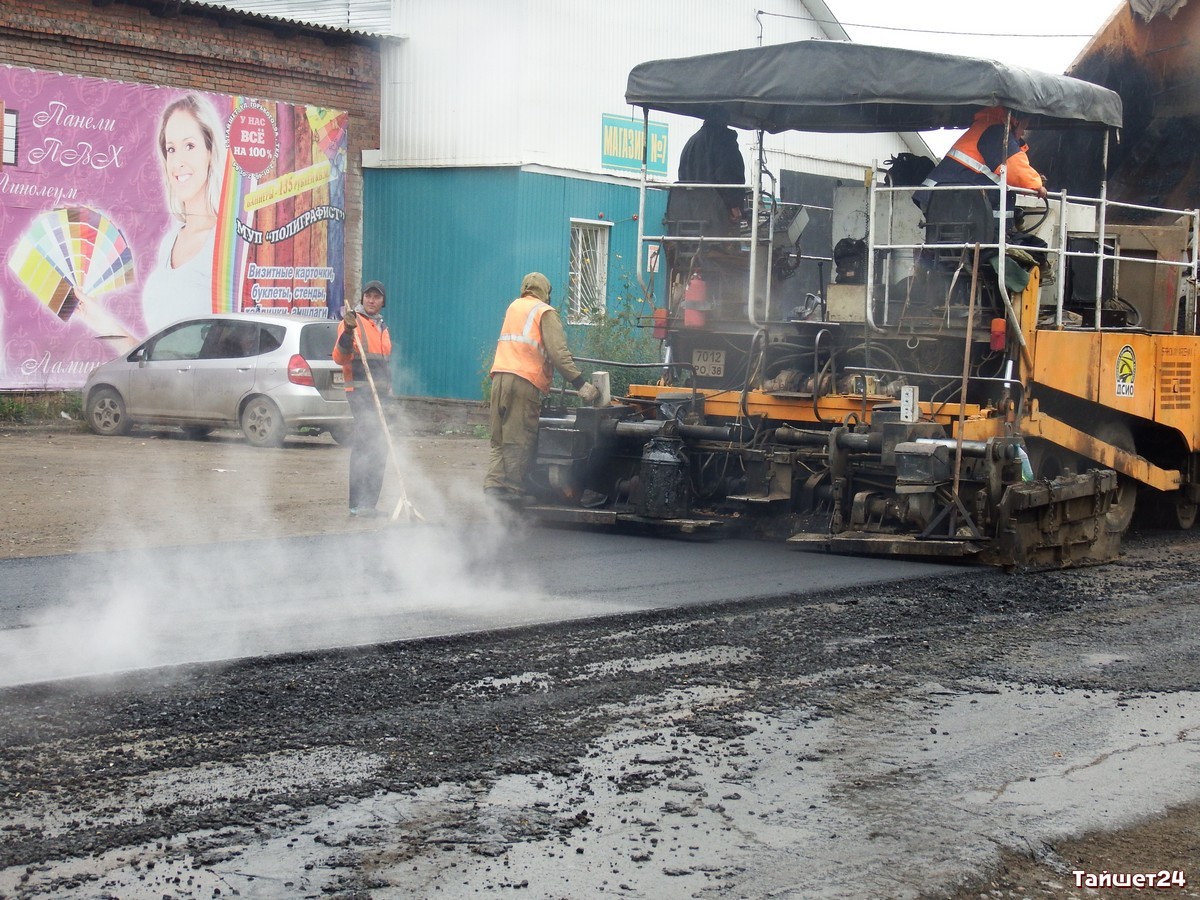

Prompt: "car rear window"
[300,322,339,359]
[260,324,286,355]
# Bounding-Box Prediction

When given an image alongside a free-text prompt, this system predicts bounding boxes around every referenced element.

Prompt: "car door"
[191,319,261,423]
[124,320,210,419]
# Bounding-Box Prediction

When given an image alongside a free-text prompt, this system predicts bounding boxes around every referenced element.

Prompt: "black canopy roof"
[625,40,1122,133]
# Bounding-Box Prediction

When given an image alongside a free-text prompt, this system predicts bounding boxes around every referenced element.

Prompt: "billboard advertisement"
[0,65,348,390]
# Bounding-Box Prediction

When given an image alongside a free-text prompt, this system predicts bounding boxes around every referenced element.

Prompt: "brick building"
[0,0,380,388]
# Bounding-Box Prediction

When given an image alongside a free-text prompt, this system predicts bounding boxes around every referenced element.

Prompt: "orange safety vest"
[491,295,553,393]
[333,314,391,391]
[942,107,1043,193]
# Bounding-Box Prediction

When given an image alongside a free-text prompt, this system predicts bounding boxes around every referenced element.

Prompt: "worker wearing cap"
[485,272,600,504]
[915,106,1048,212]
[333,280,392,517]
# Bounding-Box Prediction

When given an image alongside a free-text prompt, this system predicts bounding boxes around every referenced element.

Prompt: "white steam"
[0,407,550,687]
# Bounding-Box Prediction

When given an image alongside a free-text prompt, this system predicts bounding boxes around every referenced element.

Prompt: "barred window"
[567,219,611,325]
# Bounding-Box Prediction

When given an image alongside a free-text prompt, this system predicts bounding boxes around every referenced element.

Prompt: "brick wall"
[0,0,380,304]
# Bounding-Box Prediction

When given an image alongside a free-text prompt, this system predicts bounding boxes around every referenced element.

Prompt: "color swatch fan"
[9,206,135,321]
[306,105,347,159]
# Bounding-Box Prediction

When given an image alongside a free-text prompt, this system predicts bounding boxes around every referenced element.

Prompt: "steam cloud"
[0,405,547,687]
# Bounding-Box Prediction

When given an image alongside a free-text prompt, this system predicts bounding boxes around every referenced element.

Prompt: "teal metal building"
[365,167,666,401]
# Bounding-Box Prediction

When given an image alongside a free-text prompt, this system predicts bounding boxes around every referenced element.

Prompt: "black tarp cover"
[625,40,1123,133]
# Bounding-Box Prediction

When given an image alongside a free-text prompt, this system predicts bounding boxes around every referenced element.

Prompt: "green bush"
[574,305,662,400]
[569,262,662,399]
[0,391,85,424]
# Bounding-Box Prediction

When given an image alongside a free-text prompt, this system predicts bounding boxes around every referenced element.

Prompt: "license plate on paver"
[333,372,344,385]
[692,349,725,378]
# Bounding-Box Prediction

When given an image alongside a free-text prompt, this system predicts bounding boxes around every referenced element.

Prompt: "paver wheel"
[1147,488,1198,530]
[1094,420,1137,534]
[1024,438,1080,481]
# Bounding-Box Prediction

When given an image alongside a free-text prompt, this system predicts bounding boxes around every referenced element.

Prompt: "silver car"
[83,312,353,448]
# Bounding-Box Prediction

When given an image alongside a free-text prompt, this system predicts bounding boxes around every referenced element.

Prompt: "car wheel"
[86,387,132,436]
[241,397,286,448]
[181,425,212,440]
[328,424,353,445]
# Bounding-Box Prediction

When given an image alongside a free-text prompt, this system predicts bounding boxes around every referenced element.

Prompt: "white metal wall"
[381,0,922,182]
[382,1,523,167]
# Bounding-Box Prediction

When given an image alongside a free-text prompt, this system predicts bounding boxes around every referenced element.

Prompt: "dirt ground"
[0,419,490,559]
[1,421,1198,898]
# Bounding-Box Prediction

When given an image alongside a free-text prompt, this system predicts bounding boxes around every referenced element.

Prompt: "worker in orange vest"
[914,106,1048,213]
[333,280,392,517]
[485,272,599,504]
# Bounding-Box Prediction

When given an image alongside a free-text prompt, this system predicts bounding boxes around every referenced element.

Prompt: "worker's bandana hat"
[520,272,551,304]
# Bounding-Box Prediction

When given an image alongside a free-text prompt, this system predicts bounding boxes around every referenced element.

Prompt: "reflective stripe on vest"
[492,296,553,393]
[496,303,549,358]
[946,148,1000,184]
[941,151,1017,220]
[339,316,390,391]
[347,352,389,390]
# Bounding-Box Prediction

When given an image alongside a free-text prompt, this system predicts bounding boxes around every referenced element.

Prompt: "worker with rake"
[334,280,395,518]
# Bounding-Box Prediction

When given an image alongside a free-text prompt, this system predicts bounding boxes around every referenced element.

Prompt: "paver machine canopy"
[624,39,1122,134]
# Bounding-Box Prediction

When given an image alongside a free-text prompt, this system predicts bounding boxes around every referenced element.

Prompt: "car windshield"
[300,322,338,359]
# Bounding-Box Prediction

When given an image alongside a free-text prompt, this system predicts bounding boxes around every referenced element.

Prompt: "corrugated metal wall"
[378,0,917,177]
[366,167,664,400]
[198,0,394,32]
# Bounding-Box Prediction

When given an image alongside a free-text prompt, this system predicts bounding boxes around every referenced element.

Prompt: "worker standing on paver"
[678,109,746,228]
[333,280,392,517]
[485,272,599,505]
[914,106,1048,212]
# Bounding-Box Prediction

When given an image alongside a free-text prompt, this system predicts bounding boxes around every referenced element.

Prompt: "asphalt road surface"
[0,525,948,686]
[1,426,1198,898]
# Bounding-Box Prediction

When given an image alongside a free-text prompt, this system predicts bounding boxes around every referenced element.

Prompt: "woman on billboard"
[141,93,225,334]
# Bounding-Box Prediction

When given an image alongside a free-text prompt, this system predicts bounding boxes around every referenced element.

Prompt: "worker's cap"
[362,280,386,305]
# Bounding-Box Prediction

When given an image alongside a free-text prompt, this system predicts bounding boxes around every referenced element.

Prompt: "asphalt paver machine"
[528,40,1200,569]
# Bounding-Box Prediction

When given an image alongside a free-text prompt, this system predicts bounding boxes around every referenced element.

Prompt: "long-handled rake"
[352,325,423,523]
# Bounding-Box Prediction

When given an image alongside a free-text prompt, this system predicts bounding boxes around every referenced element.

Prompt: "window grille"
[568,219,610,325]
